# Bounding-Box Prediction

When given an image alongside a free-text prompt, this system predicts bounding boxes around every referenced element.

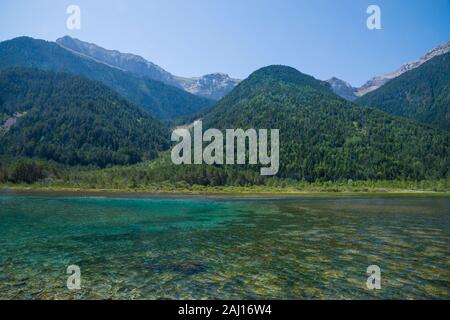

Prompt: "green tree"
[10,160,45,183]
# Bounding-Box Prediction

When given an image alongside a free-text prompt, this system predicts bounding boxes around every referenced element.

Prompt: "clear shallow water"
[0,193,448,300]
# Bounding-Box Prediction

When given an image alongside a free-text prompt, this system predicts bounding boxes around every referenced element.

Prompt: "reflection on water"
[0,194,448,299]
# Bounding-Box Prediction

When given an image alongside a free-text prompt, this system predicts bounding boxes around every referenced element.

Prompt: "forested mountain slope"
[356,52,450,131]
[201,65,449,181]
[0,68,170,166]
[0,37,212,120]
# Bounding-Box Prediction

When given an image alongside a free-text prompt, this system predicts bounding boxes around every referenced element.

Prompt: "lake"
[0,192,448,299]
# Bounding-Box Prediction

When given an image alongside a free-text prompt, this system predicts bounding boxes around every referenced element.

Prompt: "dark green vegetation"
[1,64,448,188]
[0,68,169,167]
[0,37,212,120]
[1,155,448,192]
[0,36,448,190]
[201,66,449,181]
[0,157,59,184]
[356,52,450,131]
[5,160,46,183]
[0,153,266,188]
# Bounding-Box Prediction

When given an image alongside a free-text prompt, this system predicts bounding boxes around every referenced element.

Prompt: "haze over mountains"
[356,41,450,97]
[59,36,449,105]
[175,72,240,101]
[51,35,450,108]
[0,37,211,120]
[327,41,450,101]
[56,36,240,101]
[326,77,358,101]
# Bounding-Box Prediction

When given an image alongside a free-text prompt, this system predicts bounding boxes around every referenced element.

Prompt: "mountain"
[356,41,450,97]
[56,36,240,100]
[176,73,240,100]
[0,68,170,166]
[56,35,180,88]
[326,41,450,101]
[0,37,211,120]
[326,77,357,101]
[200,65,449,181]
[356,52,450,131]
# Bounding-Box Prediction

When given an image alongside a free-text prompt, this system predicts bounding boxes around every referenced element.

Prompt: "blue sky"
[0,0,449,86]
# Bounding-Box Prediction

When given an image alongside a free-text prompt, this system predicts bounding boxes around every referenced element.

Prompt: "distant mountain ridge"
[356,41,450,97]
[56,36,180,87]
[176,73,240,101]
[325,77,358,101]
[56,36,240,100]
[56,36,450,103]
[327,41,450,101]
[0,37,211,120]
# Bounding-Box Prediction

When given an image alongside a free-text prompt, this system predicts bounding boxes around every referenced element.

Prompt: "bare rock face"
[56,36,179,87]
[176,73,240,101]
[356,41,450,97]
[326,77,357,101]
[56,36,240,100]
[326,41,450,100]
[1,112,27,132]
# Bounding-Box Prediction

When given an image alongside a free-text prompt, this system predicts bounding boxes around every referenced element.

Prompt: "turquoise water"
[0,193,449,299]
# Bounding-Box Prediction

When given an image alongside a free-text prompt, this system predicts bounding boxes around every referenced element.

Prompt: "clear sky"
[0,0,449,86]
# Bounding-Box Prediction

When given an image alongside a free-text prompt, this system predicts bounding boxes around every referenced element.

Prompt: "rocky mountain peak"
[56,36,240,100]
[326,77,357,101]
[356,41,450,97]
[177,73,240,101]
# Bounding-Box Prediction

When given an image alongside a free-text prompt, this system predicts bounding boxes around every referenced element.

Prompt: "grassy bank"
[1,155,449,195]
[2,180,449,196]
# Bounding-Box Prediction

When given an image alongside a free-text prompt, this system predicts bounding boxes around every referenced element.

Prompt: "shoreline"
[1,185,449,198]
